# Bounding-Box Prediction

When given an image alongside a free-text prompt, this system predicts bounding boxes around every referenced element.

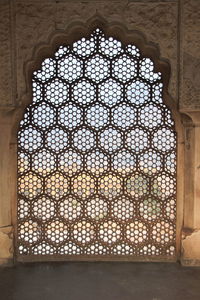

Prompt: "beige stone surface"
[14,0,178,2]
[181,0,200,109]
[0,112,13,228]
[182,229,200,266]
[15,1,178,100]
[123,2,177,99]
[0,226,13,260]
[0,0,13,107]
[15,2,55,99]
[183,112,200,229]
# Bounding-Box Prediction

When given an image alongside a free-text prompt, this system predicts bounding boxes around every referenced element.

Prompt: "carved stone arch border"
[11,15,185,262]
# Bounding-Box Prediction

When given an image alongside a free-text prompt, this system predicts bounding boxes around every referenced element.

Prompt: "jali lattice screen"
[17,28,176,259]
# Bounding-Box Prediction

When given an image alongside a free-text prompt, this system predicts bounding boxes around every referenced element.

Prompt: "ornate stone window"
[17,28,176,260]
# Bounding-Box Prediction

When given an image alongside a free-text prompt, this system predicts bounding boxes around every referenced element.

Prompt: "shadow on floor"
[0,262,200,300]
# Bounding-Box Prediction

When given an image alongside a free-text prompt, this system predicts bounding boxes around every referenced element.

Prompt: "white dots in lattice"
[72,79,96,106]
[99,127,123,153]
[85,150,110,176]
[85,243,109,255]
[32,149,56,176]
[126,79,150,106]
[165,152,176,174]
[19,108,30,128]
[152,173,176,201]
[152,221,175,245]
[99,174,122,200]
[18,245,30,255]
[73,220,96,245]
[139,58,161,83]
[58,103,83,130]
[18,152,30,174]
[58,54,83,82]
[58,242,83,255]
[126,221,148,244]
[18,172,43,200]
[165,107,175,127]
[139,244,162,256]
[126,127,149,154]
[32,242,56,255]
[112,150,136,176]
[18,198,30,219]
[32,103,56,130]
[139,197,162,221]
[73,128,96,152]
[73,37,96,57]
[112,196,135,221]
[113,54,137,83]
[45,220,68,245]
[45,172,69,200]
[98,221,121,244]
[18,28,176,259]
[85,104,110,129]
[112,103,136,129]
[152,83,163,104]
[126,45,140,58]
[165,198,176,221]
[45,126,68,153]
[33,58,56,82]
[99,36,123,57]
[125,173,149,200]
[166,245,176,256]
[58,150,83,176]
[72,173,96,200]
[85,54,110,83]
[18,125,43,153]
[139,103,163,129]
[45,78,69,107]
[32,196,55,221]
[86,196,109,221]
[32,80,43,104]
[112,243,135,255]
[138,149,163,176]
[19,220,41,244]
[55,45,70,59]
[152,127,176,153]
[59,196,82,221]
[99,78,123,107]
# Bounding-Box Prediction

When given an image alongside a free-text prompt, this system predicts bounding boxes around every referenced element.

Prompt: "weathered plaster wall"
[182,229,200,266]
[0,0,13,107]
[180,0,200,265]
[0,225,13,265]
[180,0,200,110]
[15,0,178,101]
[0,0,200,265]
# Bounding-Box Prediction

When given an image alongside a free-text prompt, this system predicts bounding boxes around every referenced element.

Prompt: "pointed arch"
[14,19,184,262]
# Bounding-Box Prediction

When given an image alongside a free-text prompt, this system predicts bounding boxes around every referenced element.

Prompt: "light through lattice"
[17,28,177,258]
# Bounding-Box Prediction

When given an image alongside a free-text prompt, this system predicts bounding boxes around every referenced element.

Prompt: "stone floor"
[0,262,200,300]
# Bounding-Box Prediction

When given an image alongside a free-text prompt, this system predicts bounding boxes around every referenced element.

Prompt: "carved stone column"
[181,112,200,265]
[0,109,15,265]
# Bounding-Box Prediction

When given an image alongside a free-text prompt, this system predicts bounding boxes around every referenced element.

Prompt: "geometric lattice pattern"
[17,28,176,259]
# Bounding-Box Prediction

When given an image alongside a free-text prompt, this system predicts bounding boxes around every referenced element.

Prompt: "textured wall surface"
[0,226,13,264]
[0,0,180,107]
[0,0,13,106]
[180,0,200,110]
[15,1,178,102]
[182,229,200,266]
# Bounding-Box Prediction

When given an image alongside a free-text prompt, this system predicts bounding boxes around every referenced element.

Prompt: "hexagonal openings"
[17,27,176,258]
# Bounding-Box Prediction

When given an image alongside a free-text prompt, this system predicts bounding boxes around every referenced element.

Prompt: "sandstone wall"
[0,0,199,265]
